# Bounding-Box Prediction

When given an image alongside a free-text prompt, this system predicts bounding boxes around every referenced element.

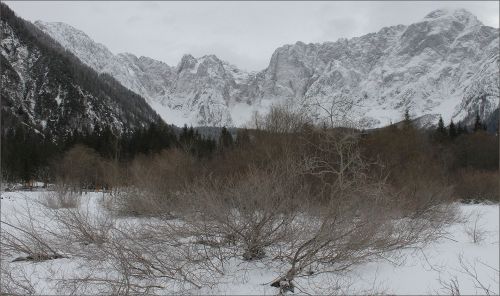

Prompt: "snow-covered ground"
[1,191,498,295]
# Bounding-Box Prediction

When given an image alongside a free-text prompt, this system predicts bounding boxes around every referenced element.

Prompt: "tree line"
[2,111,498,202]
[1,122,237,183]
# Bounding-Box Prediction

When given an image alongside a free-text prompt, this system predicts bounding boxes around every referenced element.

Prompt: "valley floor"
[1,191,498,295]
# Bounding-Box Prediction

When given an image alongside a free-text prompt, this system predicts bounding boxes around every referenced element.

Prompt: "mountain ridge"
[1,3,162,139]
[33,8,499,129]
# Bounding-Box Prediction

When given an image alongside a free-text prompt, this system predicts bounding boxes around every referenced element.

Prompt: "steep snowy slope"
[256,9,499,127]
[0,4,161,138]
[35,8,499,128]
[35,21,256,127]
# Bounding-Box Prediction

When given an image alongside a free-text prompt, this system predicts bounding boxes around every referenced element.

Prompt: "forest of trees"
[2,111,498,202]
[1,122,217,183]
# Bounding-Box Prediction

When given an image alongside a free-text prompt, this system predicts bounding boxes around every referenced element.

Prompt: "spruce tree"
[473,114,483,132]
[448,120,457,139]
[457,122,464,136]
[437,116,445,133]
[434,116,447,141]
[219,126,234,150]
[402,108,412,130]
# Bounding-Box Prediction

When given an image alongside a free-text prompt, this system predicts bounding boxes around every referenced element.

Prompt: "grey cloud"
[126,15,143,25]
[4,1,499,71]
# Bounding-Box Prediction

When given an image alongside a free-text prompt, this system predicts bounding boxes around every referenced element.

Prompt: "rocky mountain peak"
[423,8,481,26]
[34,20,113,71]
[177,54,197,73]
[2,6,161,137]
[34,9,498,129]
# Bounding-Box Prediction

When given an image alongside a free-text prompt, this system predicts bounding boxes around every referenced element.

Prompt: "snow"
[190,60,200,74]
[35,10,498,128]
[349,204,499,295]
[150,100,187,127]
[1,190,498,295]
[54,93,62,105]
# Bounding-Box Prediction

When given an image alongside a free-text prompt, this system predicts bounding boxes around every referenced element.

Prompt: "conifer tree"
[219,126,234,150]
[437,116,445,133]
[457,122,464,136]
[473,114,483,132]
[402,108,412,130]
[434,116,447,142]
[448,120,457,139]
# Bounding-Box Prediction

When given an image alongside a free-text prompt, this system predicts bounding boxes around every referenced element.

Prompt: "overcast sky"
[5,1,499,71]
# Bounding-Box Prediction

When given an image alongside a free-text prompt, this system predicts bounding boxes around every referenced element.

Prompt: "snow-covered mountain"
[35,20,258,127]
[0,4,161,138]
[35,8,499,128]
[257,8,499,127]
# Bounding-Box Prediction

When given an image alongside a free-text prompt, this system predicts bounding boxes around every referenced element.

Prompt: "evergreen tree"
[457,122,469,136]
[219,126,234,150]
[437,116,445,133]
[179,125,196,153]
[195,136,216,158]
[404,108,411,121]
[402,108,412,130]
[434,116,447,142]
[473,114,483,132]
[448,120,457,140]
[457,122,464,136]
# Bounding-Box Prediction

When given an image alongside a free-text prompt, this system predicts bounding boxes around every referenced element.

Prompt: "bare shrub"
[305,92,363,128]
[0,264,37,295]
[176,161,307,261]
[360,119,455,206]
[116,149,195,217]
[267,126,457,293]
[438,254,499,296]
[456,254,498,295]
[454,169,499,202]
[101,159,124,195]
[112,189,171,218]
[438,275,461,295]
[40,185,81,209]
[56,144,105,192]
[168,107,458,294]
[253,104,312,134]
[55,222,224,295]
[1,212,63,262]
[453,131,499,171]
[463,210,487,244]
[49,206,114,246]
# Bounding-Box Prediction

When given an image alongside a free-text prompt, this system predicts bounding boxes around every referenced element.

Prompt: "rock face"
[36,8,499,128]
[35,20,255,127]
[1,3,161,137]
[256,9,499,127]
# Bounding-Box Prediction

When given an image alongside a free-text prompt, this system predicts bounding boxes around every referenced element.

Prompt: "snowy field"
[1,190,498,295]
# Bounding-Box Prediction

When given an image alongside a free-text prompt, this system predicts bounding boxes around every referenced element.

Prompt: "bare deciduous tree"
[174,161,307,262]
[265,124,456,293]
